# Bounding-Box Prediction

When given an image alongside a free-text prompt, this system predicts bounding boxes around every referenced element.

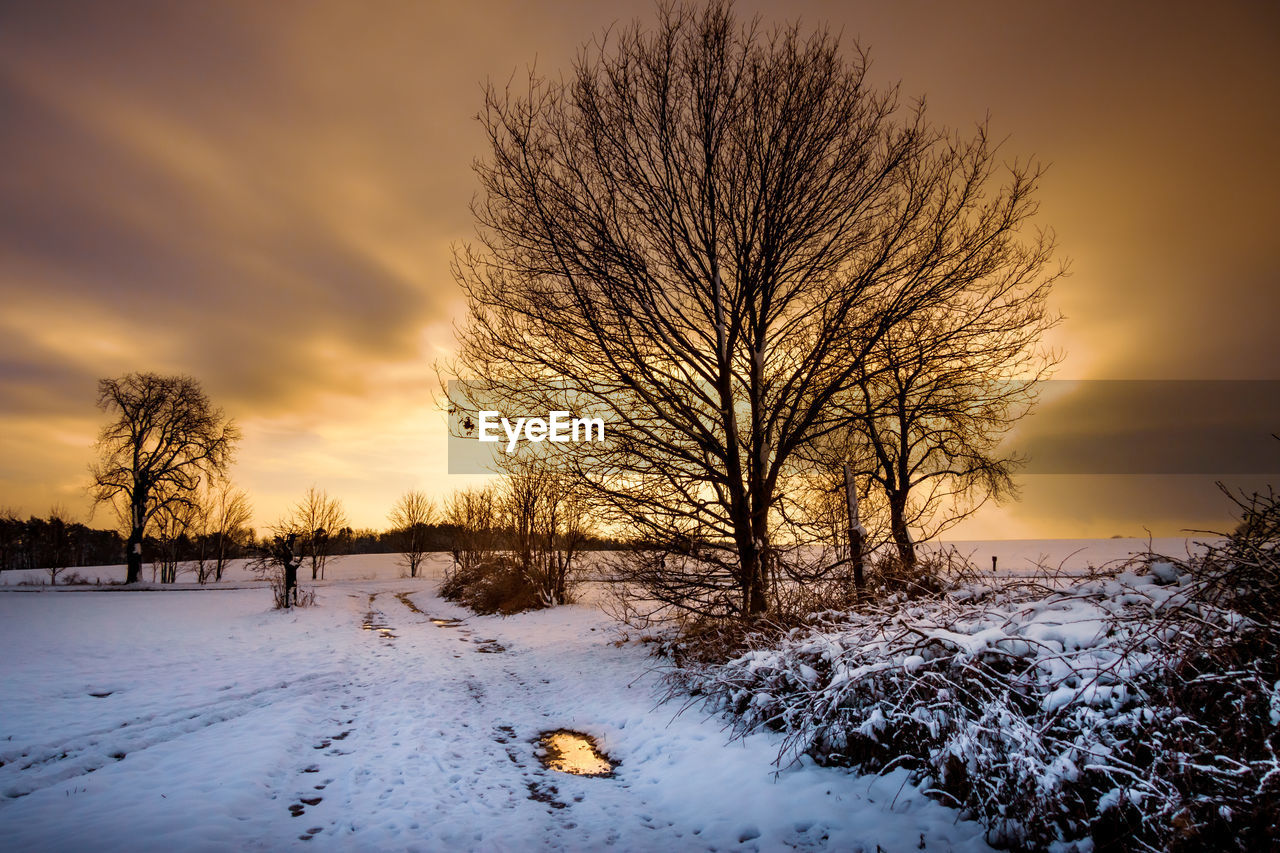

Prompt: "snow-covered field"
[1,561,995,852]
[0,537,1214,590]
[0,538,1216,851]
[0,552,449,588]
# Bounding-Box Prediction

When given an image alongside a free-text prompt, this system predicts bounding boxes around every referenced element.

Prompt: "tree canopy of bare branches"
[90,372,240,584]
[451,2,1059,617]
[805,248,1063,568]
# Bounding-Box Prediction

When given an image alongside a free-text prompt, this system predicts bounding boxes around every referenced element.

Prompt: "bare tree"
[0,508,23,574]
[442,485,501,574]
[43,505,75,585]
[837,266,1061,568]
[500,459,592,605]
[450,2,1057,617]
[185,481,254,584]
[150,497,200,583]
[246,527,313,609]
[90,373,240,584]
[208,482,252,582]
[389,490,436,578]
[291,486,347,580]
[531,472,591,606]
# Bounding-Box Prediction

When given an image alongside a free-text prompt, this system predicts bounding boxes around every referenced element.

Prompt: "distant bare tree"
[291,486,347,580]
[209,483,252,582]
[44,505,75,585]
[532,473,591,605]
[0,508,23,574]
[90,373,239,584]
[247,528,313,609]
[187,481,253,583]
[389,490,436,578]
[501,459,592,605]
[450,2,1058,617]
[151,498,198,583]
[442,485,501,574]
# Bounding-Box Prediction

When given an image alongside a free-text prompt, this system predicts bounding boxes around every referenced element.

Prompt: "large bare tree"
[90,373,240,584]
[451,2,1057,617]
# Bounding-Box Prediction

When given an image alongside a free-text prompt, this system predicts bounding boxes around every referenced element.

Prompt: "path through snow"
[0,580,993,851]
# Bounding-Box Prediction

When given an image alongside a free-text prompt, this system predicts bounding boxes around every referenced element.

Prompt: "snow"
[0,537,1219,590]
[681,555,1241,849]
[0,561,994,852]
[928,536,1219,575]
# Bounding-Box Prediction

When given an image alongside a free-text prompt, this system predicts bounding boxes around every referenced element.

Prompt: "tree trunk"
[739,537,769,617]
[889,494,915,568]
[214,541,226,582]
[843,462,865,598]
[125,520,143,584]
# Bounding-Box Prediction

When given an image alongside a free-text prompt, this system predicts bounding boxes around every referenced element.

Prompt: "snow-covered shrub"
[675,549,1280,851]
[440,555,548,615]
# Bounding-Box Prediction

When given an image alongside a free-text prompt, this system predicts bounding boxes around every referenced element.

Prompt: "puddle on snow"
[430,617,463,627]
[537,730,615,777]
[361,614,396,639]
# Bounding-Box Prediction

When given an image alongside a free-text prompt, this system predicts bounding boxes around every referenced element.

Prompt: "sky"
[1,0,1277,538]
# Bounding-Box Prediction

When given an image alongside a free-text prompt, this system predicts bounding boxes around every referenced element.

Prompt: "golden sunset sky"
[1,0,1277,538]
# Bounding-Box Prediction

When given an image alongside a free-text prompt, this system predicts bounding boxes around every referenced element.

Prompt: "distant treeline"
[0,513,125,572]
[0,512,624,573]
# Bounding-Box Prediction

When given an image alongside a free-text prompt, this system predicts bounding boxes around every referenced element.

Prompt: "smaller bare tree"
[208,482,252,583]
[389,490,436,578]
[151,499,198,583]
[247,527,314,609]
[0,508,23,574]
[188,492,214,584]
[845,276,1061,569]
[502,461,591,606]
[291,486,347,580]
[442,485,501,574]
[44,506,76,585]
[535,475,591,605]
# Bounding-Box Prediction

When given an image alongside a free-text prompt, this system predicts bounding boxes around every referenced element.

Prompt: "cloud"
[0,0,1276,532]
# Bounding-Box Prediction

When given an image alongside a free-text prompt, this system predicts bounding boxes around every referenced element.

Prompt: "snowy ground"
[0,537,1214,590]
[917,536,1215,578]
[0,568,994,852]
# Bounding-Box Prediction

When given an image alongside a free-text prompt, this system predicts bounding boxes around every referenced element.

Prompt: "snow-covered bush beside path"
[675,556,1280,851]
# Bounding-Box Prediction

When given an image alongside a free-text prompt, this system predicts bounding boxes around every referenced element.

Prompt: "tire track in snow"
[0,671,342,802]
